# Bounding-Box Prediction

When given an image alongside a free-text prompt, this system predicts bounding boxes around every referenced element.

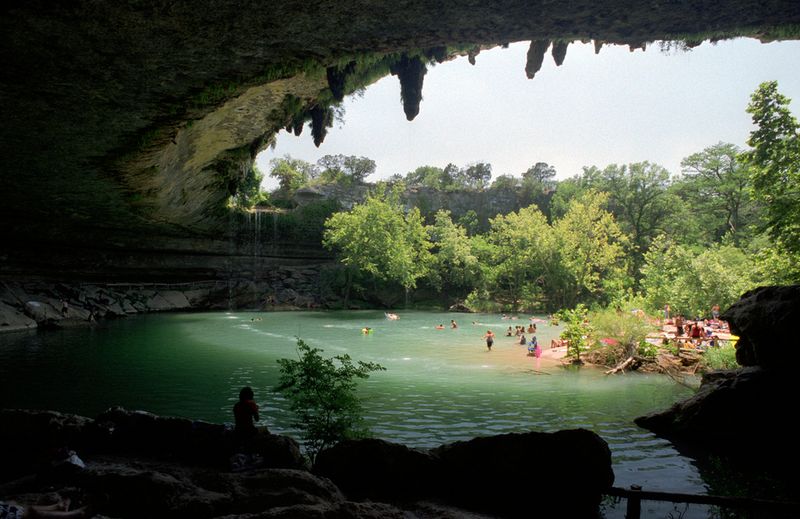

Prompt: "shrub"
[275,339,385,462]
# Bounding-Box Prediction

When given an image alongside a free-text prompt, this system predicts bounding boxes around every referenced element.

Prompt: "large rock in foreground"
[315,429,613,517]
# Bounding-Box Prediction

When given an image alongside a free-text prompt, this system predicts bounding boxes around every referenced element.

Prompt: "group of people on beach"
[662,304,730,348]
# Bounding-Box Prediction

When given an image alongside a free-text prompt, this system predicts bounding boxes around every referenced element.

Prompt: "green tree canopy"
[427,210,482,296]
[679,142,754,243]
[317,154,377,185]
[552,191,628,308]
[323,190,432,305]
[743,81,800,254]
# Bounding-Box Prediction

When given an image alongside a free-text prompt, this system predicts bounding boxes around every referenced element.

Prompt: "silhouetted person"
[233,386,260,440]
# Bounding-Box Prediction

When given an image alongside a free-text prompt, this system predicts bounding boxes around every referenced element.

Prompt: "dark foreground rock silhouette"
[1,408,614,518]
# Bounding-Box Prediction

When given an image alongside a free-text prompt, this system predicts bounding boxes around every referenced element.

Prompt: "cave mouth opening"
[255,37,800,196]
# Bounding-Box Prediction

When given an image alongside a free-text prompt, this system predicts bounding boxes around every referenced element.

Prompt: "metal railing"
[607,485,800,518]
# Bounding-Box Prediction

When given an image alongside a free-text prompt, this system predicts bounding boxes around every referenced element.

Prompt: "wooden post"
[626,484,642,519]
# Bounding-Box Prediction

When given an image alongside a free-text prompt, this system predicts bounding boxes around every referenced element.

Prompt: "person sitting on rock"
[233,386,260,441]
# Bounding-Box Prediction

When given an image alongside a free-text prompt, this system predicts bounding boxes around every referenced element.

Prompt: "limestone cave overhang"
[2,1,800,272]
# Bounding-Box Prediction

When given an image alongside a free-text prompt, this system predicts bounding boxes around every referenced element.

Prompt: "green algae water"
[0,310,703,495]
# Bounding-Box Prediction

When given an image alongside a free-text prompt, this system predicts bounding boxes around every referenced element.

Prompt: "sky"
[257,38,800,190]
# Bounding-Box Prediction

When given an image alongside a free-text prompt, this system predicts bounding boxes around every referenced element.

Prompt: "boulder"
[95,407,305,470]
[314,430,613,517]
[432,429,614,517]
[720,284,800,369]
[313,438,438,502]
[448,302,472,313]
[0,301,37,332]
[0,409,96,482]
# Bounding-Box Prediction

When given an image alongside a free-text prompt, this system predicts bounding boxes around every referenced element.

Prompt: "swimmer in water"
[435,324,445,330]
[484,330,495,350]
[451,319,458,329]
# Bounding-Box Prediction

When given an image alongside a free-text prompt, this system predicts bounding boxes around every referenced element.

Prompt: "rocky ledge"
[0,273,326,334]
[635,285,800,482]
[1,408,614,518]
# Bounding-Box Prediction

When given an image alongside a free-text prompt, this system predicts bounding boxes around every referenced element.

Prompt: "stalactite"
[525,40,550,79]
[552,40,569,66]
[390,54,427,121]
[326,61,356,102]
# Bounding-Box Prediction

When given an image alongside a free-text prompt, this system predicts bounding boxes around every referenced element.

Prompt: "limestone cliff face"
[2,1,799,277]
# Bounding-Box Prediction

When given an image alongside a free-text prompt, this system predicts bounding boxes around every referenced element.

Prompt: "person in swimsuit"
[484,330,495,351]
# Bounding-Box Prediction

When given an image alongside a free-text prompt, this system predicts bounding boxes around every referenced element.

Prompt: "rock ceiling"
[2,1,799,255]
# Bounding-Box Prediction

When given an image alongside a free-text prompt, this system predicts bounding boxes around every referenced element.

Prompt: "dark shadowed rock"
[96,407,305,469]
[313,438,438,502]
[552,40,569,65]
[0,409,96,482]
[525,40,550,79]
[390,54,427,121]
[433,429,614,517]
[721,285,800,369]
[314,430,613,517]
[448,302,473,313]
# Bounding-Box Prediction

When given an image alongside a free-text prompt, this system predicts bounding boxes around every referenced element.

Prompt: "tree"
[490,174,521,190]
[427,210,482,299]
[404,165,447,189]
[323,190,432,306]
[552,191,628,308]
[557,304,592,364]
[743,81,800,254]
[269,156,318,199]
[578,163,674,280]
[486,205,555,310]
[460,162,492,190]
[520,162,557,218]
[679,142,754,243]
[231,163,266,209]
[275,339,385,462]
[640,236,758,318]
[317,154,377,185]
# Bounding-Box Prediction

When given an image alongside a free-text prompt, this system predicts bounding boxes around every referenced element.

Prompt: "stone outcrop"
[314,430,614,517]
[635,285,800,483]
[0,272,328,334]
[1,408,614,518]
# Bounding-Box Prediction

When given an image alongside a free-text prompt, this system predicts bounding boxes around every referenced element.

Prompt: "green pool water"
[0,310,704,494]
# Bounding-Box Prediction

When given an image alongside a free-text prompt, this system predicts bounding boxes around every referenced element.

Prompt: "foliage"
[316,154,377,185]
[743,81,800,254]
[485,205,554,311]
[520,162,557,218]
[275,339,385,461]
[557,304,593,363]
[591,306,654,358]
[679,142,755,244]
[230,163,267,209]
[552,191,628,308]
[640,236,757,318]
[269,155,319,200]
[323,189,432,304]
[426,210,482,297]
[701,342,739,372]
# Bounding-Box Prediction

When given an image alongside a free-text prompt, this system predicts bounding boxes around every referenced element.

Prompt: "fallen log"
[605,356,635,375]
